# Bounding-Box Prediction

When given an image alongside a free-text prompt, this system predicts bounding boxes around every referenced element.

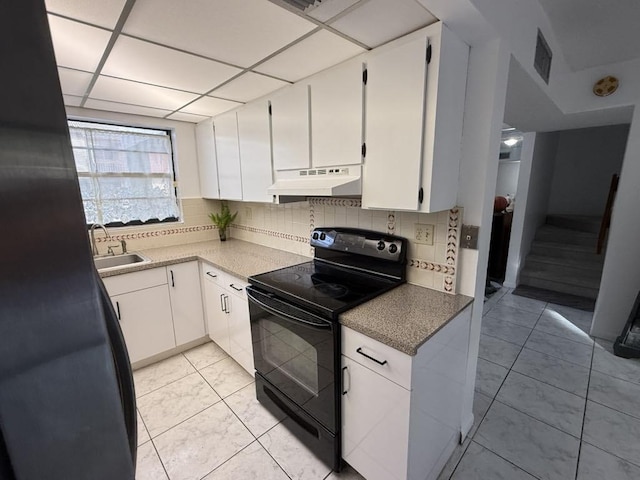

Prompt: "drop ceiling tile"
[181,96,242,117]
[57,67,93,96]
[46,0,126,29]
[123,0,316,68]
[307,0,360,22]
[84,98,172,118]
[329,0,438,48]
[211,72,289,103]
[254,30,366,82]
[48,15,112,71]
[102,36,242,94]
[90,76,199,111]
[63,95,83,107]
[167,112,211,123]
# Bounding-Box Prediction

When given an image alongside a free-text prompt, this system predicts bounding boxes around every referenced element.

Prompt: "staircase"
[519,215,605,301]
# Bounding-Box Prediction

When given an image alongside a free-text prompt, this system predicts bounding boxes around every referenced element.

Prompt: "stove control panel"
[310,227,406,262]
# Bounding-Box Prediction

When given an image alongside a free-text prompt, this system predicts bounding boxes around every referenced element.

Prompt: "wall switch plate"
[244,207,252,220]
[414,223,434,245]
[460,225,479,249]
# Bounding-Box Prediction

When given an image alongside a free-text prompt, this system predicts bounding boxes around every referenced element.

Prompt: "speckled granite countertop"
[339,284,473,356]
[98,240,308,281]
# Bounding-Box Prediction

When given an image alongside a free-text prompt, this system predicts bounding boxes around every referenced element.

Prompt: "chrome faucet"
[90,223,110,256]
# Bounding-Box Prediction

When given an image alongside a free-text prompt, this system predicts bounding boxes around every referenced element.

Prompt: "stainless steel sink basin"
[94,253,150,271]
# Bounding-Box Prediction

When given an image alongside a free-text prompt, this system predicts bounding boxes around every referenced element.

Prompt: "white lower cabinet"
[110,285,175,364]
[201,263,254,375]
[342,305,472,480]
[167,261,205,345]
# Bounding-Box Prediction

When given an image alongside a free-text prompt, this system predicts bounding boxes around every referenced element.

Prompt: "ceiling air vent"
[534,29,552,84]
[273,0,358,19]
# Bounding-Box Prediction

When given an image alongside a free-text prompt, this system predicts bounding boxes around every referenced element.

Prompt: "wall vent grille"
[534,29,552,84]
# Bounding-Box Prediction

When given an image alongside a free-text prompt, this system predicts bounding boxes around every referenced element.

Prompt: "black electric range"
[247,227,408,471]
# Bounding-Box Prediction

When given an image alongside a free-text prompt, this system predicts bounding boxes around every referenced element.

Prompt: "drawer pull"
[356,347,387,366]
[342,366,349,395]
[206,272,217,278]
[229,283,243,292]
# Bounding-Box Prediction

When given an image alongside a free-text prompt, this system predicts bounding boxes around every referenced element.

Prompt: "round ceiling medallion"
[593,76,619,97]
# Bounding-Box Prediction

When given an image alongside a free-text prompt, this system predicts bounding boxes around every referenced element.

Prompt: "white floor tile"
[480,316,532,346]
[512,347,590,397]
[437,437,471,480]
[496,371,585,437]
[475,401,579,480]
[136,441,168,480]
[470,391,492,437]
[137,411,150,446]
[200,357,254,398]
[478,334,521,368]
[483,304,540,328]
[259,422,331,480]
[225,382,285,437]
[577,442,640,480]
[451,441,536,480]
[535,309,594,345]
[588,370,640,420]
[183,342,229,370]
[134,355,195,397]
[497,292,547,315]
[138,372,221,438]
[545,304,593,333]
[475,358,508,398]
[202,441,289,480]
[583,400,640,467]
[153,403,254,480]
[524,330,593,367]
[592,340,640,385]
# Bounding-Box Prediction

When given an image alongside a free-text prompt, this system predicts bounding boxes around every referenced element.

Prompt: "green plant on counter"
[208,203,237,241]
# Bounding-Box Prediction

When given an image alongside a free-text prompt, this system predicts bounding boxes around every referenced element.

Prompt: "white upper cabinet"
[195,119,220,199]
[310,56,364,168]
[270,82,311,171]
[214,111,243,200]
[362,22,469,212]
[237,100,274,203]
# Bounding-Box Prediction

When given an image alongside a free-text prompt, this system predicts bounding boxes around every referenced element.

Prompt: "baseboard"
[460,412,475,441]
[131,336,210,370]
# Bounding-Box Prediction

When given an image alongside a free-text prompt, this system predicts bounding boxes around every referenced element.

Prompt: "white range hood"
[267,166,361,197]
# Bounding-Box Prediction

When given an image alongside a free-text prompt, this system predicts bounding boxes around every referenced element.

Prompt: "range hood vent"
[268,166,361,197]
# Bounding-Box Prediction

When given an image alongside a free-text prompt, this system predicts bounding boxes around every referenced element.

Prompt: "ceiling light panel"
[57,67,93,96]
[181,96,243,117]
[123,0,316,68]
[329,0,437,48]
[211,72,289,103]
[48,15,111,71]
[84,98,173,118]
[166,112,211,123]
[45,0,126,29]
[102,36,242,94]
[90,76,200,111]
[254,30,366,82]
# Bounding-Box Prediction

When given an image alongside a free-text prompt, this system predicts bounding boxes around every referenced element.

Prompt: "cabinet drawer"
[201,263,227,285]
[103,267,167,296]
[342,326,412,390]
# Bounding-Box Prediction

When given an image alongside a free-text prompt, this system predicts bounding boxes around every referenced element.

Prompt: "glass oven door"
[247,286,336,432]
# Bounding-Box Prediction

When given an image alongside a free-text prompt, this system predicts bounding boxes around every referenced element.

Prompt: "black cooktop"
[249,260,402,319]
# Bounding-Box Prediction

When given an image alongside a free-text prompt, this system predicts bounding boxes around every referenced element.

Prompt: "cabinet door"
[111,285,176,364]
[214,111,243,200]
[237,101,273,203]
[311,58,364,168]
[195,120,220,199]
[225,287,254,375]
[271,83,311,171]
[342,355,410,480]
[363,34,429,211]
[203,277,231,354]
[167,262,205,346]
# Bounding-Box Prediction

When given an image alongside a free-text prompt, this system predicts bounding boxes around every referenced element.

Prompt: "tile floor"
[439,288,640,480]
[134,342,364,480]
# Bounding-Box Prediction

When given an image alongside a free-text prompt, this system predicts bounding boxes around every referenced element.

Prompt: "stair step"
[519,274,600,300]
[535,225,598,247]
[520,261,602,289]
[530,241,603,263]
[546,215,602,234]
[526,254,604,272]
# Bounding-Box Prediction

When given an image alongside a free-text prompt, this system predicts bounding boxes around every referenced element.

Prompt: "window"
[68,120,180,227]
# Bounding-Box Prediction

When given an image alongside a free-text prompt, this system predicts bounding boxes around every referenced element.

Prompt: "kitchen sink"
[94,253,150,271]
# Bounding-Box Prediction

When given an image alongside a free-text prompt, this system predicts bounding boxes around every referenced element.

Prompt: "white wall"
[495,161,520,197]
[504,132,558,287]
[547,124,630,216]
[65,107,201,198]
[592,106,640,339]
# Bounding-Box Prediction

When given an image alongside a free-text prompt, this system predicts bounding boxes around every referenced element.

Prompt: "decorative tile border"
[446,208,459,266]
[407,259,456,275]
[96,224,215,242]
[387,212,396,235]
[231,224,308,243]
[308,197,362,208]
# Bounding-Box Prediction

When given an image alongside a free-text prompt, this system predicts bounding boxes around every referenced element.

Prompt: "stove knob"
[320,232,326,240]
[388,243,398,254]
[376,241,386,251]
[312,232,319,240]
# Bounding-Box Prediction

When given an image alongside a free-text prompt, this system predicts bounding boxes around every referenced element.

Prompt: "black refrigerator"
[0,1,137,479]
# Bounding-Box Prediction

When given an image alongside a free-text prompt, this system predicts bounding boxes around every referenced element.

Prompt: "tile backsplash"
[226,198,462,294]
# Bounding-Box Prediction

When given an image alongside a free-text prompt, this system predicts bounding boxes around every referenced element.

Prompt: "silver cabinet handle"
[229,283,243,292]
[342,366,349,395]
[220,293,225,312]
[206,272,217,278]
[356,347,387,366]
[115,301,121,321]
[223,295,230,314]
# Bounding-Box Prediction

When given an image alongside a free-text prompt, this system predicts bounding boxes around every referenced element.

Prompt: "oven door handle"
[247,291,331,330]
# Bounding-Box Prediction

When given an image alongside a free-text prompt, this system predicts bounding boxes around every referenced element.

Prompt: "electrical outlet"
[414,223,434,245]
[244,207,252,220]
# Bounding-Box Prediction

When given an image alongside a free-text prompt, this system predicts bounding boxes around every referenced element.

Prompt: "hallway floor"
[439,288,640,480]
